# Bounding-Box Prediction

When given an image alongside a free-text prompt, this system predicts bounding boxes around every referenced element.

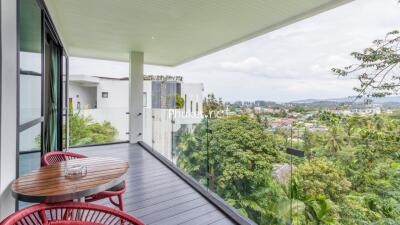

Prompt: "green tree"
[304,197,337,225]
[176,107,400,224]
[332,30,400,99]
[202,93,224,118]
[176,94,184,109]
[177,115,286,224]
[295,158,351,202]
[68,110,118,146]
[325,125,344,156]
[341,116,360,146]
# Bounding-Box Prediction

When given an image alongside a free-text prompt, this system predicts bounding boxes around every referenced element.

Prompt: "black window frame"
[16,0,69,209]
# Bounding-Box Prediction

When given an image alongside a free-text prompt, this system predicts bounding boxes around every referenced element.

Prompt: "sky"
[70,0,400,103]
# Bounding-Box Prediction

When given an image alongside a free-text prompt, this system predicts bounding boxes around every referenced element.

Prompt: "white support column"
[129,52,144,143]
[0,0,18,219]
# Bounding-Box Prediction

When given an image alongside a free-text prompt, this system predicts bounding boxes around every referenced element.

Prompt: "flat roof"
[45,0,351,66]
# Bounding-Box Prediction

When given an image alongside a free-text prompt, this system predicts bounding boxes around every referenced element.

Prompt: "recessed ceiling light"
[151,36,156,40]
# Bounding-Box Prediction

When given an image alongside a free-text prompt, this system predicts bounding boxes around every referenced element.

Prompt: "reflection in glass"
[18,151,40,209]
[18,152,40,176]
[19,123,41,152]
[62,55,68,149]
[18,0,43,209]
[20,52,42,73]
[62,56,68,109]
[19,0,42,73]
[19,75,41,124]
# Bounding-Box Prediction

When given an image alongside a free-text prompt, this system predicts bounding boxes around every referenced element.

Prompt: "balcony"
[71,143,254,225]
[2,0,372,223]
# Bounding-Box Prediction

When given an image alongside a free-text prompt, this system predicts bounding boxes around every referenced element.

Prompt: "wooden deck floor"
[73,143,237,225]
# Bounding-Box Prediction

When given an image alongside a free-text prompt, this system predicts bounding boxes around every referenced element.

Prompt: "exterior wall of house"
[143,82,203,160]
[143,80,152,108]
[0,0,18,218]
[97,79,129,109]
[70,79,130,141]
[69,83,97,110]
[181,83,204,122]
[69,75,203,159]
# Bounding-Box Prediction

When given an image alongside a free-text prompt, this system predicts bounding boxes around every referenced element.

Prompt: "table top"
[11,157,129,203]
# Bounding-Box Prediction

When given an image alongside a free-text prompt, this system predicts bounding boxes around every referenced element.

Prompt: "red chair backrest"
[42,152,87,166]
[0,202,145,225]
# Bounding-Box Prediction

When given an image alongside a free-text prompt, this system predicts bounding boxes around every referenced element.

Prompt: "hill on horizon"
[289,96,400,104]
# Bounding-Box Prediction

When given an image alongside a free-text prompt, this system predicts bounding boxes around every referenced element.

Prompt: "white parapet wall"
[143,107,203,161]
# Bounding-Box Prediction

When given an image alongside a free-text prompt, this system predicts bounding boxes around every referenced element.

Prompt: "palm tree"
[372,115,385,131]
[342,116,360,146]
[326,125,343,156]
[305,198,336,225]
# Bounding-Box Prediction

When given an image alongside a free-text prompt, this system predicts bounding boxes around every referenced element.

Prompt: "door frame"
[16,0,69,192]
[43,21,63,152]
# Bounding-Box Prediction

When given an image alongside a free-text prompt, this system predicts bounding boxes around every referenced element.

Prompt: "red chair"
[42,152,126,211]
[0,202,145,225]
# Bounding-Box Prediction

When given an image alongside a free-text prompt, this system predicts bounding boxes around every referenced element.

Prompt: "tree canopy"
[176,112,400,224]
[68,109,118,146]
[332,30,400,99]
[202,93,224,118]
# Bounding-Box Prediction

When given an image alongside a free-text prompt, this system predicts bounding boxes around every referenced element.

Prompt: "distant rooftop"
[69,74,184,84]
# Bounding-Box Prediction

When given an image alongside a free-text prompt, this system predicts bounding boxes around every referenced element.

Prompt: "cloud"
[70,0,400,102]
[220,57,265,73]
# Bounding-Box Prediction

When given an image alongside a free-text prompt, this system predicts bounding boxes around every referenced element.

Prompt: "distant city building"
[304,123,327,132]
[351,105,381,115]
[329,105,382,116]
[269,118,296,130]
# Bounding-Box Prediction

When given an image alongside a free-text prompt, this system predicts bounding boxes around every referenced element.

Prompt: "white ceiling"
[45,0,351,66]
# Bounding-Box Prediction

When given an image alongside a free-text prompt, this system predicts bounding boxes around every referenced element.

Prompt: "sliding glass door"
[62,54,69,150]
[43,31,61,153]
[18,0,43,178]
[18,0,69,208]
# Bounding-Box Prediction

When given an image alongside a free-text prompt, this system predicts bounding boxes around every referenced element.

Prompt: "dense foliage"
[176,113,400,224]
[203,93,224,118]
[68,109,118,146]
[176,94,185,109]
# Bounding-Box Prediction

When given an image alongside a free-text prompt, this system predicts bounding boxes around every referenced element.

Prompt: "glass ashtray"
[64,164,87,178]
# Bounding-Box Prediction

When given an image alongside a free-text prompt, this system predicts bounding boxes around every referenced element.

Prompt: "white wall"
[97,79,129,108]
[69,75,204,160]
[180,82,203,124]
[0,0,18,218]
[69,82,97,109]
[143,81,152,108]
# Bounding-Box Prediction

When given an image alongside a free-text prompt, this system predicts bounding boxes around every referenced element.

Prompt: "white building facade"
[69,75,204,160]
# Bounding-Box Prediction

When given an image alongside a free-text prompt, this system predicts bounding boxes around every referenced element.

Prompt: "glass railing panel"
[173,116,209,187]
[68,107,129,147]
[283,113,400,225]
[149,108,174,159]
[144,98,400,225]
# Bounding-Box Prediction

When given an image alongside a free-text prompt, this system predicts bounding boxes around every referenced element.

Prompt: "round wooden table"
[11,157,129,203]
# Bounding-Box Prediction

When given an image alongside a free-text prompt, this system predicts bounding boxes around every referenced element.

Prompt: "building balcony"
[71,143,254,225]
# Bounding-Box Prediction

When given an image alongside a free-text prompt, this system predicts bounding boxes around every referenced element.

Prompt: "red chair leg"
[118,194,124,211]
[109,195,124,211]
